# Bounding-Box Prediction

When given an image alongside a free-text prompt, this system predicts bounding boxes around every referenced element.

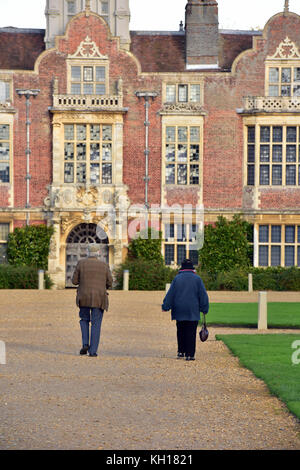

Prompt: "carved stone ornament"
[68,36,108,59]
[160,102,204,115]
[61,217,81,234]
[268,37,300,60]
[76,186,99,206]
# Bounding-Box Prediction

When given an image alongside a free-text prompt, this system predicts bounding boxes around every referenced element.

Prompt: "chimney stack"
[185,0,219,69]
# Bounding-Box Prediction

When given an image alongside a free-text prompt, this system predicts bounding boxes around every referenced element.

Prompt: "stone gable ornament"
[68,36,108,59]
[268,37,300,60]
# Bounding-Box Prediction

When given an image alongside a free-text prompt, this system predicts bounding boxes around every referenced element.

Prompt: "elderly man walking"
[72,244,113,357]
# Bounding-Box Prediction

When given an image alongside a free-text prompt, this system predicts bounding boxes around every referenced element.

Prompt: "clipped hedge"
[0,265,53,289]
[114,263,300,291]
[196,267,300,291]
[114,258,177,290]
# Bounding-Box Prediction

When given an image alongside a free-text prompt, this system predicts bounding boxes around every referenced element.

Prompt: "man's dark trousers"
[176,320,198,357]
[79,307,104,355]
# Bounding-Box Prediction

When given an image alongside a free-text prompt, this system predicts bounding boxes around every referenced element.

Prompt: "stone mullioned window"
[247,125,300,187]
[258,224,300,267]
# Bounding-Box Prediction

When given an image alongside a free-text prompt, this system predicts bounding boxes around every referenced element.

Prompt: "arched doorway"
[65,223,109,287]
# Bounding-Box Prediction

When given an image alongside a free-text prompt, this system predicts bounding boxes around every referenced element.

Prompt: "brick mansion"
[1,0,300,287]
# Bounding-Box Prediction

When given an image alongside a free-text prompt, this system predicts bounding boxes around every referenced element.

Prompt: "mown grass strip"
[205,303,300,328]
[216,334,300,420]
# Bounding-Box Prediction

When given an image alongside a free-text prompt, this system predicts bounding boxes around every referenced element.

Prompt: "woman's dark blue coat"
[162,270,209,321]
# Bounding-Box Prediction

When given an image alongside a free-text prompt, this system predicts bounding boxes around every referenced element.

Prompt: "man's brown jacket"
[72,257,113,310]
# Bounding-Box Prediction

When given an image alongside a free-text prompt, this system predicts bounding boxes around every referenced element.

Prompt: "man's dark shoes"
[80,345,89,355]
[177,352,185,359]
[186,356,195,361]
[88,353,98,357]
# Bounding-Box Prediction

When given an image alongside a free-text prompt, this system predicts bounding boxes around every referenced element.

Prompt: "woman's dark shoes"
[177,352,185,359]
[186,356,195,361]
[80,345,89,355]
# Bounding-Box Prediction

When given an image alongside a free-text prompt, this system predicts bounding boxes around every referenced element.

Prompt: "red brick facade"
[1,2,300,284]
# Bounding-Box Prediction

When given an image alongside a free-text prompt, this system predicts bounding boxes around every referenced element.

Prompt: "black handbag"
[199,314,209,342]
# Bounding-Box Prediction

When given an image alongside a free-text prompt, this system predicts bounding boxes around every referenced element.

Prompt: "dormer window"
[70,65,106,94]
[266,37,300,97]
[268,66,300,97]
[166,84,201,104]
[67,37,109,96]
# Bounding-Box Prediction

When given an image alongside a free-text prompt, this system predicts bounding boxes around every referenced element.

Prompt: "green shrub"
[114,258,177,290]
[7,224,54,270]
[0,265,53,289]
[198,214,252,275]
[128,228,164,264]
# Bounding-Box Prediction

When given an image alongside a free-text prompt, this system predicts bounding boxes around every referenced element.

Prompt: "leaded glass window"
[165,83,201,103]
[70,65,106,95]
[165,125,200,186]
[247,125,300,186]
[0,81,10,104]
[64,123,113,184]
[0,124,10,183]
[258,225,300,267]
[164,223,199,266]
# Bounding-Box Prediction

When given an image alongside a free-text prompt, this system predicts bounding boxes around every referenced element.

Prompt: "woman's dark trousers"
[176,320,198,358]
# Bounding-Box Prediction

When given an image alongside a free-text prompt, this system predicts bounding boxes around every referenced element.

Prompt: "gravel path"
[0,290,299,450]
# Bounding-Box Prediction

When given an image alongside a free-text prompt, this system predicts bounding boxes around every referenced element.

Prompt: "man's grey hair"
[87,244,100,255]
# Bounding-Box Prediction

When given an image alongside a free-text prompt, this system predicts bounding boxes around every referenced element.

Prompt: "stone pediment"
[68,36,108,59]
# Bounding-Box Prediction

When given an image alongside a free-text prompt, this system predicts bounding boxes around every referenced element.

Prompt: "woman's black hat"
[180,259,195,270]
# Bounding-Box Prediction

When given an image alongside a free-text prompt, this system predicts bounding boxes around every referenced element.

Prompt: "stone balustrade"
[242,96,300,113]
[52,94,123,110]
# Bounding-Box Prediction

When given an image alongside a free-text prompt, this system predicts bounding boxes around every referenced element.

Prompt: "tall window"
[0,124,10,183]
[247,125,300,186]
[165,126,200,185]
[258,224,300,267]
[67,0,76,15]
[64,124,112,184]
[0,223,9,264]
[164,223,199,266]
[166,84,201,103]
[268,66,300,97]
[70,65,106,95]
[0,81,10,104]
[101,1,109,14]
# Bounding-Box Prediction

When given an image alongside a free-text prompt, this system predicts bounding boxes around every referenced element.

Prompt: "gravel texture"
[0,289,299,450]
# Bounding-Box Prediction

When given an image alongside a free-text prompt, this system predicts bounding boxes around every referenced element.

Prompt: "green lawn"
[216,334,300,420]
[205,302,300,328]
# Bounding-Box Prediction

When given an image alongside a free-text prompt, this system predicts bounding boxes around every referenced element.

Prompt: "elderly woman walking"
[162,259,209,361]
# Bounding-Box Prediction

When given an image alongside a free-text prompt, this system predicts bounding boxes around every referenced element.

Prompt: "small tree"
[7,224,54,270]
[198,215,252,275]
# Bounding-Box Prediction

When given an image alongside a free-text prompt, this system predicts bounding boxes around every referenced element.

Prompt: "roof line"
[0,27,45,34]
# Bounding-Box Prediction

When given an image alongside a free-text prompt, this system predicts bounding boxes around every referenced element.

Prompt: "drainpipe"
[135,92,158,212]
[16,89,40,226]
